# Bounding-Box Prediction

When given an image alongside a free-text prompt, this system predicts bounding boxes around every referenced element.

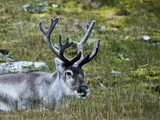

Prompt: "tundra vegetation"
[0,0,160,119]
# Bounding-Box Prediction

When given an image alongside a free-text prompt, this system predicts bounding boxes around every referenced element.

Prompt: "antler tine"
[81,20,96,45]
[79,40,100,67]
[58,34,82,65]
[74,20,95,53]
[59,34,72,63]
[39,17,60,56]
[40,17,82,66]
[73,20,97,66]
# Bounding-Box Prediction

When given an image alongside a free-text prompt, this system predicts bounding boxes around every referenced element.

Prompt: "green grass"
[0,0,160,119]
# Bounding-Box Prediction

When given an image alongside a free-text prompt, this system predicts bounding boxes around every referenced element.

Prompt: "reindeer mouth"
[80,94,87,97]
[78,92,87,98]
[75,89,90,99]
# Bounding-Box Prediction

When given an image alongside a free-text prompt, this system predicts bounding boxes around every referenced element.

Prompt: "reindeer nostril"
[84,85,88,89]
[77,85,89,96]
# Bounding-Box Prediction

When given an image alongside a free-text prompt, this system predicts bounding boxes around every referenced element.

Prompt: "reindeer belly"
[0,82,29,111]
[0,84,20,99]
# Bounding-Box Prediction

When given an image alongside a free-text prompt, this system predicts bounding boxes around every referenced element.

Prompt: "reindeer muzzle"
[77,86,90,97]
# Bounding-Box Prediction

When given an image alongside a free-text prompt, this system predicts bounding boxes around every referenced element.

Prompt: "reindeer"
[0,17,100,111]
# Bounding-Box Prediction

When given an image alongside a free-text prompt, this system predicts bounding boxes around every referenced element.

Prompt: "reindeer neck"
[49,71,70,107]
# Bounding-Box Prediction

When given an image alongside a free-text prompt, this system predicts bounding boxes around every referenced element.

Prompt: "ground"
[0,0,160,119]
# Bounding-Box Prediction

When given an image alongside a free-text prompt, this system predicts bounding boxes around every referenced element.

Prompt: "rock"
[0,61,48,75]
[22,4,30,12]
[99,26,106,31]
[142,35,151,41]
[118,54,130,61]
[52,4,58,8]
[111,70,121,75]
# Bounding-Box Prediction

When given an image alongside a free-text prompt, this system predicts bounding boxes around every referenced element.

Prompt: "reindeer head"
[39,17,100,98]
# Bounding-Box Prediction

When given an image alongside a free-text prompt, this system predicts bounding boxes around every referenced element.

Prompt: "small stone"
[143,35,151,41]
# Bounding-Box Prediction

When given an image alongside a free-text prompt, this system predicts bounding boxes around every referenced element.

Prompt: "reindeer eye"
[66,70,73,76]
[66,72,71,76]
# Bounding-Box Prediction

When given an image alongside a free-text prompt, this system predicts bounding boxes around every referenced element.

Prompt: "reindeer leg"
[0,102,12,111]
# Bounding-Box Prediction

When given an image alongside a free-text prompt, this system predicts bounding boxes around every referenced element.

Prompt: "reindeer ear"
[54,58,65,73]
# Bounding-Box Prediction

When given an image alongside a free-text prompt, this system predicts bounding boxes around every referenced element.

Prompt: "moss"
[0,58,7,63]
[131,63,160,82]
[63,1,83,14]
[150,36,160,43]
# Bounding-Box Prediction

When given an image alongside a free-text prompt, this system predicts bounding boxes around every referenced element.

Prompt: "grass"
[0,0,160,119]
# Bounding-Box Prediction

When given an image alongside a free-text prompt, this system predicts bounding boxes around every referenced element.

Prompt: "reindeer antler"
[73,20,100,67]
[39,17,82,66]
